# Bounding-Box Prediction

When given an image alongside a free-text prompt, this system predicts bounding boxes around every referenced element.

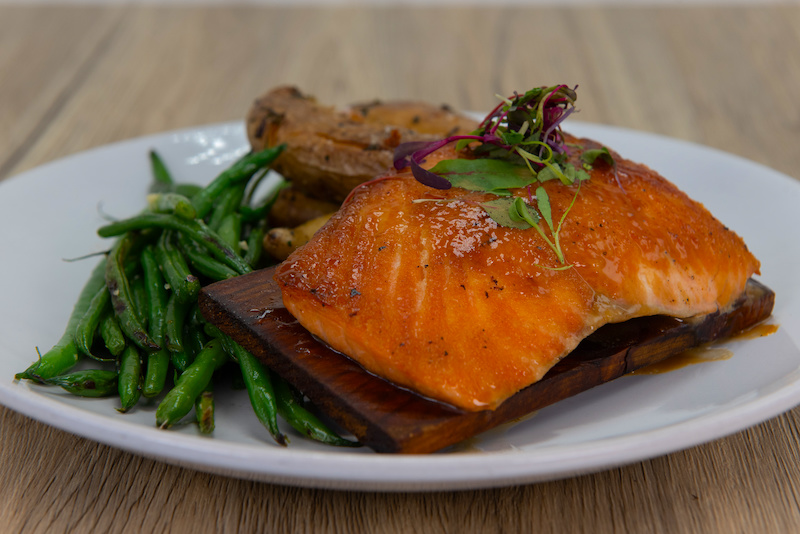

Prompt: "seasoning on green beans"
[216,212,243,254]
[155,231,200,303]
[74,285,113,360]
[164,293,190,353]
[97,213,251,276]
[99,312,126,357]
[13,142,359,449]
[177,233,239,281]
[118,345,142,412]
[40,370,119,398]
[147,192,197,221]
[106,233,160,352]
[155,339,227,429]
[140,246,170,398]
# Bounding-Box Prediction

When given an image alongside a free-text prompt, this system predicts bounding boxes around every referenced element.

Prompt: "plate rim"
[1,120,798,491]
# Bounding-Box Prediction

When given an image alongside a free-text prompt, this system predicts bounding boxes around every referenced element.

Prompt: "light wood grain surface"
[2,4,800,533]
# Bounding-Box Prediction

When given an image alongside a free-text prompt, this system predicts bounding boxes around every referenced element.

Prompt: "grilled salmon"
[274,136,760,411]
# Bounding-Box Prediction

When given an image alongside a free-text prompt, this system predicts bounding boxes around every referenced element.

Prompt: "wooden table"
[2,4,799,532]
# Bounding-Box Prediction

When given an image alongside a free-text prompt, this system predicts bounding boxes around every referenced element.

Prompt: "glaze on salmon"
[274,136,760,411]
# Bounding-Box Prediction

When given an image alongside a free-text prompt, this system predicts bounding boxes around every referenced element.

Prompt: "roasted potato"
[246,86,478,204]
[347,100,477,137]
[267,186,339,229]
[263,213,334,261]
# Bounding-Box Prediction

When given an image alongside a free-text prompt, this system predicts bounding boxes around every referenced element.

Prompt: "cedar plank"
[199,267,774,453]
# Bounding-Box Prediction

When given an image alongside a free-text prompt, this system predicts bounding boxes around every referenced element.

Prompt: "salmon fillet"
[274,136,760,411]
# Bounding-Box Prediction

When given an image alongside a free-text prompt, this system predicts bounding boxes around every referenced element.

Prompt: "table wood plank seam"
[0,8,125,182]
[1,5,799,532]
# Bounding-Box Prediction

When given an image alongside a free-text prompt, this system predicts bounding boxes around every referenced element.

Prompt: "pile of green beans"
[15,146,357,448]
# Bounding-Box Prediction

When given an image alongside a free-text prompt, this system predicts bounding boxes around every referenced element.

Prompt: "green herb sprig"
[393,84,613,266]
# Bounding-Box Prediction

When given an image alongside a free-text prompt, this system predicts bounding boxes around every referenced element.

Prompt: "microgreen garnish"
[394,84,613,266]
[580,146,614,167]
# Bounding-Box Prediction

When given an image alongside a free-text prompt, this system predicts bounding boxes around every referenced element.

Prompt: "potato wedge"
[347,100,477,136]
[263,213,334,261]
[246,86,477,204]
[267,186,339,229]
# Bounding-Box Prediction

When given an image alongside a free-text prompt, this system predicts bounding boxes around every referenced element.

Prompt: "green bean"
[202,321,224,340]
[143,350,170,397]
[216,334,286,446]
[106,234,159,352]
[207,183,245,231]
[147,192,196,220]
[191,146,285,219]
[98,311,126,357]
[164,292,190,353]
[155,339,227,428]
[216,212,242,255]
[140,246,169,397]
[40,370,119,398]
[154,231,199,303]
[243,221,266,268]
[78,253,141,359]
[242,167,269,206]
[172,314,205,373]
[177,233,239,281]
[140,246,167,340]
[97,213,251,276]
[74,285,112,360]
[118,345,142,411]
[239,178,289,223]
[173,183,202,199]
[170,351,190,376]
[129,274,149,331]
[149,150,174,187]
[195,385,215,434]
[16,259,107,381]
[273,375,359,447]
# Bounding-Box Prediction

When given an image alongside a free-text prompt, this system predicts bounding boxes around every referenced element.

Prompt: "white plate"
[1,121,799,492]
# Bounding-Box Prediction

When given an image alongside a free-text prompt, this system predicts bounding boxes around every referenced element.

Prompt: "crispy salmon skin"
[274,136,760,411]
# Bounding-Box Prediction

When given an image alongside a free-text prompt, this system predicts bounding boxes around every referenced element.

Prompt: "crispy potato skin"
[347,100,478,136]
[246,86,478,203]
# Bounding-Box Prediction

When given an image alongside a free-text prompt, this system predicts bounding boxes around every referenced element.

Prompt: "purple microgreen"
[397,84,590,266]
[410,159,452,190]
[393,141,436,170]
[542,107,574,152]
[394,136,484,171]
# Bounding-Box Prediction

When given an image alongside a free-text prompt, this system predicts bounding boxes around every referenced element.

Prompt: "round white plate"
[1,121,799,491]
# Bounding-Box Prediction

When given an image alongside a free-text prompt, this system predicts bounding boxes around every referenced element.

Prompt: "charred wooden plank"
[199,268,774,454]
